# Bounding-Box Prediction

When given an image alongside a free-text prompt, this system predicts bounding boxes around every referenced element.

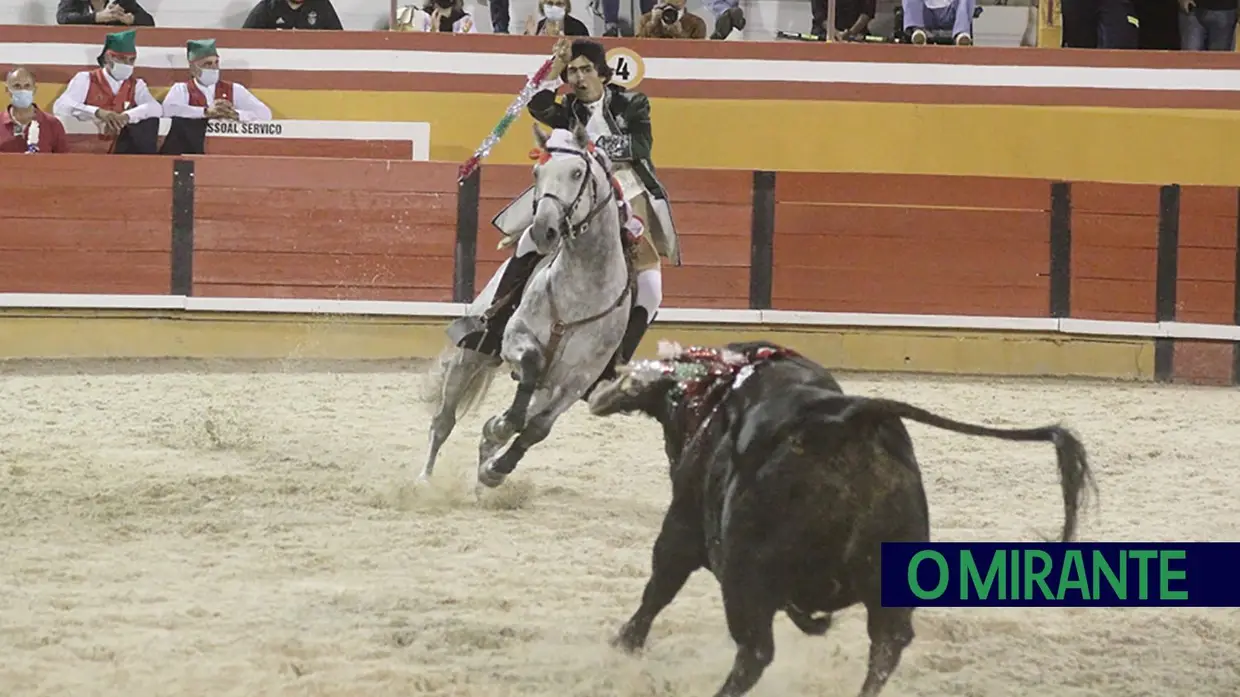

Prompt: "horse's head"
[528,122,614,255]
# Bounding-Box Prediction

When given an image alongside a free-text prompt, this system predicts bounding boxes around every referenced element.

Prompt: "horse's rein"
[533,145,615,240]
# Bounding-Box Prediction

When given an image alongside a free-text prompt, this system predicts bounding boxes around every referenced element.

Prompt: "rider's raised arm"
[527,88,571,129]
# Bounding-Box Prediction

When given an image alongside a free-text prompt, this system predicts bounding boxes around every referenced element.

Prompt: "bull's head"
[586,360,679,419]
[587,341,691,418]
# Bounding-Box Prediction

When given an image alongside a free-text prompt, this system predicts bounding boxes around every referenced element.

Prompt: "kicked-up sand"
[2,358,1239,697]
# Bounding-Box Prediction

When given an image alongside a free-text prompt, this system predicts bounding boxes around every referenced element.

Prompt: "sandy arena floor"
[2,358,1239,697]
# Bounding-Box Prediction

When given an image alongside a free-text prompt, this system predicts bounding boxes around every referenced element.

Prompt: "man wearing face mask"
[52,29,161,154]
[242,0,343,29]
[448,38,682,395]
[0,67,70,154]
[636,0,708,38]
[159,39,274,156]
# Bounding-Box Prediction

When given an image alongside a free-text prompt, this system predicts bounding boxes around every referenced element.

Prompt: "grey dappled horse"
[417,124,632,491]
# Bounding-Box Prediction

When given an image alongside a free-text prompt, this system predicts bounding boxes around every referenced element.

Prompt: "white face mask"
[197,68,220,86]
[543,5,565,20]
[9,89,33,109]
[108,62,133,81]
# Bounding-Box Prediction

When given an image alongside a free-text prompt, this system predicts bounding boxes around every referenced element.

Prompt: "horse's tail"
[417,345,499,417]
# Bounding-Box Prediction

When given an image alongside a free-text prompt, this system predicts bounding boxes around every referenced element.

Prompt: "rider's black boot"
[582,307,652,401]
[447,251,542,355]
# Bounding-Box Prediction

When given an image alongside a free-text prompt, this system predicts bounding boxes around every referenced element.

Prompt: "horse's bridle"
[532,144,615,241]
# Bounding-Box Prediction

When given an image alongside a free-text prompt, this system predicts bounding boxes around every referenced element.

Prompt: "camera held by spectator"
[636,0,707,37]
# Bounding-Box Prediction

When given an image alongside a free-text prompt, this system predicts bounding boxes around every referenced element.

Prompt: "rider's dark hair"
[560,39,613,83]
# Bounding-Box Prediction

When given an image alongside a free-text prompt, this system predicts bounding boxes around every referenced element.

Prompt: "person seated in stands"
[636,0,708,38]
[523,0,591,36]
[159,39,274,156]
[393,0,477,32]
[1,67,70,154]
[812,0,875,39]
[52,29,161,155]
[903,0,975,44]
[56,0,155,26]
[242,0,343,30]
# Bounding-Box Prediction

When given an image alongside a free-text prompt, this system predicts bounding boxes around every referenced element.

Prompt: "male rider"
[447,37,681,390]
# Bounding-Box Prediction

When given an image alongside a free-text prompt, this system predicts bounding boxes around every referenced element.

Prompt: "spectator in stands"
[1179,0,1236,50]
[393,0,478,32]
[52,29,161,154]
[1,67,70,154]
[812,0,875,39]
[242,0,343,30]
[902,0,975,44]
[703,2,746,39]
[1060,0,1138,48]
[56,0,154,26]
[636,0,708,37]
[523,0,591,35]
[159,39,274,156]
[600,0,656,36]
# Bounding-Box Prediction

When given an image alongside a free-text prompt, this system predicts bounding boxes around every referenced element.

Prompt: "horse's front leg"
[476,330,546,478]
[477,375,583,490]
[502,336,545,434]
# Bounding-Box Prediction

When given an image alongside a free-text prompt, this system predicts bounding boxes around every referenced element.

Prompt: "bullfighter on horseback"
[446,37,681,390]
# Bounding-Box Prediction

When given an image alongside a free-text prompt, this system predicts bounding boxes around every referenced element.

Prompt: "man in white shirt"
[159,38,273,155]
[52,28,161,154]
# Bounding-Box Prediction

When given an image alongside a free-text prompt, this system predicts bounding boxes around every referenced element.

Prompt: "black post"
[1049,181,1072,318]
[454,166,481,304]
[170,159,195,296]
[1154,183,1181,382]
[748,170,776,310]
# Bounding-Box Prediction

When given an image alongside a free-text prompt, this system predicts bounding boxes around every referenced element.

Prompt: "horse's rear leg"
[418,351,494,482]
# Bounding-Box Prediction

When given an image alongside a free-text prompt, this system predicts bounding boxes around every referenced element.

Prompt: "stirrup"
[447,315,486,345]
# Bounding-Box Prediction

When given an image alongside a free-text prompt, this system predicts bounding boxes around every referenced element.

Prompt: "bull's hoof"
[609,625,645,655]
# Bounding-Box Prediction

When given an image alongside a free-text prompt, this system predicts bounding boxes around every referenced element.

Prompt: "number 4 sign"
[605,47,646,89]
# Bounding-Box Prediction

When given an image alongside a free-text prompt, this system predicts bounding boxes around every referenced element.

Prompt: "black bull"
[586,340,1096,697]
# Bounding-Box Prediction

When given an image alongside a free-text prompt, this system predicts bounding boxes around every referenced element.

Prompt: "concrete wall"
[0,0,1035,45]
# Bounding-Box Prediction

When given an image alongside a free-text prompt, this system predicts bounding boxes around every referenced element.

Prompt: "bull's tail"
[827,396,1096,544]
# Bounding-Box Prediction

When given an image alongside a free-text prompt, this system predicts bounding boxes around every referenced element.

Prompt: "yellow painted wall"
[37,82,1240,186]
[0,310,1156,382]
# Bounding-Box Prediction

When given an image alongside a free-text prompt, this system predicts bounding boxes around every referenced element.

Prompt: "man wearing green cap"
[159,38,273,156]
[52,28,161,154]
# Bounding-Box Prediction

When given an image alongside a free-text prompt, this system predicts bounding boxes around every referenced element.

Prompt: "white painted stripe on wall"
[11,42,1240,93]
[3,293,1240,342]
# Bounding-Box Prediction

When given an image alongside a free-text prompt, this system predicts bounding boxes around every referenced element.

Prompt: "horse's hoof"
[483,415,517,444]
[478,464,507,489]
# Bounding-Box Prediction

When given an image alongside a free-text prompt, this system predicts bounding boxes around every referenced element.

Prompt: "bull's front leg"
[613,501,705,653]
